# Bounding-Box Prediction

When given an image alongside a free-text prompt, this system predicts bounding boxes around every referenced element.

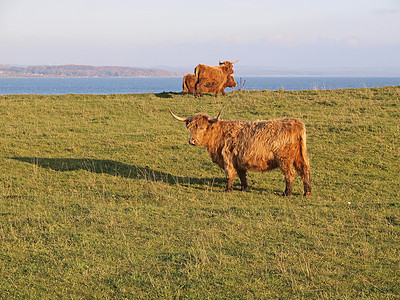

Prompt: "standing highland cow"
[194,60,238,97]
[169,109,311,196]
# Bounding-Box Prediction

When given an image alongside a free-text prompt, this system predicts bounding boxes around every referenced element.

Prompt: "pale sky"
[1,0,400,70]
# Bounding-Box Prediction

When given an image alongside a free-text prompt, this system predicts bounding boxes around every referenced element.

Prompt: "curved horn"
[232,60,239,64]
[208,109,222,123]
[216,109,222,120]
[169,108,186,122]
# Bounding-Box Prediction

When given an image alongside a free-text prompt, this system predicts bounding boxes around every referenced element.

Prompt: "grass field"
[0,87,399,298]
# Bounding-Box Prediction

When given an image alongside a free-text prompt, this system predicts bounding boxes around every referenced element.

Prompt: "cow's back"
[195,64,223,81]
[227,119,305,171]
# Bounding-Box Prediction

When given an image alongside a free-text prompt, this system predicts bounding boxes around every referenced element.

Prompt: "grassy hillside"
[0,87,399,298]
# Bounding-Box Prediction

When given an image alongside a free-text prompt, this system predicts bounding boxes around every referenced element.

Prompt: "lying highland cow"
[182,73,236,94]
[169,109,311,196]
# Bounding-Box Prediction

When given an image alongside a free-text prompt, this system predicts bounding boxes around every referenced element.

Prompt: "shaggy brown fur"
[194,61,236,97]
[170,110,311,196]
[182,74,236,94]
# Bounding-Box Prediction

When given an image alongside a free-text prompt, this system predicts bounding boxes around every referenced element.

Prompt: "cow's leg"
[194,82,201,97]
[198,82,203,97]
[281,161,295,196]
[215,83,225,97]
[294,160,311,196]
[224,167,236,192]
[238,170,248,191]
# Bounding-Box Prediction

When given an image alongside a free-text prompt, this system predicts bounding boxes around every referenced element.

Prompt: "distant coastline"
[2,64,399,78]
[0,64,183,78]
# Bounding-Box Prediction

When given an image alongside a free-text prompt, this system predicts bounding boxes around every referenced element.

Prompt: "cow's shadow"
[155,92,183,99]
[11,157,288,194]
[11,157,227,190]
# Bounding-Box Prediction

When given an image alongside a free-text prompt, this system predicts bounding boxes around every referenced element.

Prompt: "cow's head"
[227,76,237,88]
[169,109,221,146]
[219,60,239,74]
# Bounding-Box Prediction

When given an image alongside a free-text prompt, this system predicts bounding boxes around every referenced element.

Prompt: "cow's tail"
[299,125,309,166]
[298,123,311,195]
[194,66,200,96]
[194,66,199,82]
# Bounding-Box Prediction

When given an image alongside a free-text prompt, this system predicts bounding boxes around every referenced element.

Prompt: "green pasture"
[0,87,399,298]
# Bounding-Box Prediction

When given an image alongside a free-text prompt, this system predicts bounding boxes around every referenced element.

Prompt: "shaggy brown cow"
[194,60,238,97]
[169,109,311,196]
[183,74,236,94]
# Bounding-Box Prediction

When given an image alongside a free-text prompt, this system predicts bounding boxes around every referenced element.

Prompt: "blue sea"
[0,77,399,95]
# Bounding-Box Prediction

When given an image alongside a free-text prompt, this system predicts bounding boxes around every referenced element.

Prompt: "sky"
[1,0,400,72]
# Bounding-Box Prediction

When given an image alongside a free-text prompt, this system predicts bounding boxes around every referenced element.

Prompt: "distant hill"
[0,64,182,78]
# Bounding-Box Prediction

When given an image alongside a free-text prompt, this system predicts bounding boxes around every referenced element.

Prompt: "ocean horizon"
[0,77,399,95]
